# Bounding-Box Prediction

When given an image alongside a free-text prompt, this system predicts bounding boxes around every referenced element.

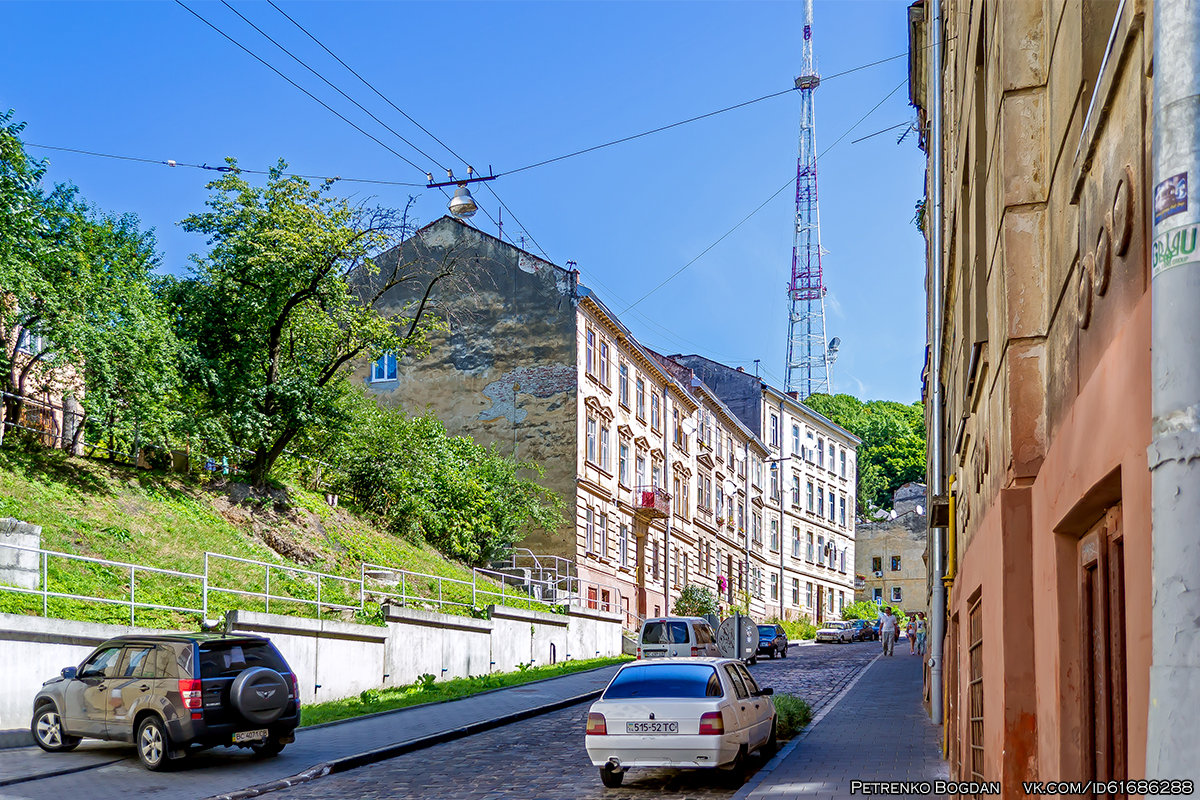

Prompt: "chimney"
[736,367,744,372]
[787,391,799,399]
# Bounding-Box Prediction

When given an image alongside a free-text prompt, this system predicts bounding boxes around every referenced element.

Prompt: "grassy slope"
[0,447,548,628]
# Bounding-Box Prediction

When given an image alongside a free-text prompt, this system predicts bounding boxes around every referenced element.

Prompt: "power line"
[218,0,447,171]
[173,0,428,178]
[266,0,471,171]
[23,142,426,186]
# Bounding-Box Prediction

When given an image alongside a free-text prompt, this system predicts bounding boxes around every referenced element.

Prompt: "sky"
[2,0,927,403]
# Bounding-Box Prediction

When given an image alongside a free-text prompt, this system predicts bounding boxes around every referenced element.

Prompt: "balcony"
[632,486,671,519]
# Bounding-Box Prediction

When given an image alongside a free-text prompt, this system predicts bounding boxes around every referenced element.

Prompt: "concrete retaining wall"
[0,519,41,591]
[0,604,623,734]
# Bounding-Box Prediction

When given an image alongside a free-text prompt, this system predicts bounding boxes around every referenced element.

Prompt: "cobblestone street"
[268,641,881,800]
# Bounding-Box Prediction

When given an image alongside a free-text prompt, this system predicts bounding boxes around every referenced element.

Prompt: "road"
[0,640,881,800]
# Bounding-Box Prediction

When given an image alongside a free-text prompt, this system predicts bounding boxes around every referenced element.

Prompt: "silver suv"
[31,633,300,770]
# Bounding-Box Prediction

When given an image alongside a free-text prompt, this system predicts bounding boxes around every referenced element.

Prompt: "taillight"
[636,647,642,660]
[178,678,202,710]
[288,673,301,708]
[691,646,699,656]
[698,711,725,735]
[586,712,608,735]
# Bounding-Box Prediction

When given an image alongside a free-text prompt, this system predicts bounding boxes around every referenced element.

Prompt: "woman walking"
[915,612,928,656]
[907,615,917,654]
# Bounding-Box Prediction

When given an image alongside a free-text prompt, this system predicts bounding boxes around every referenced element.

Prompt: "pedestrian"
[880,606,897,656]
[907,615,917,654]
[916,612,928,656]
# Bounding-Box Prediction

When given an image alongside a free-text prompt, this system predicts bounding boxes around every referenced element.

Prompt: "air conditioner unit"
[873,570,883,578]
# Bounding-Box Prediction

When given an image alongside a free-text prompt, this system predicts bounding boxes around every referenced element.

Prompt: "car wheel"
[32,706,80,753]
[768,646,776,659]
[749,656,758,666]
[251,739,286,758]
[721,747,748,787]
[780,645,788,658]
[137,716,171,771]
[600,766,624,788]
[761,719,779,758]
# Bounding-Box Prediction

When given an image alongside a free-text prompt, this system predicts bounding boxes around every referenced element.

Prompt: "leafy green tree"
[332,393,564,565]
[841,599,882,621]
[672,585,719,617]
[176,162,460,486]
[804,393,925,515]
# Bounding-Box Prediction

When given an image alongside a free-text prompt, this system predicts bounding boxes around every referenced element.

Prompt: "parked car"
[815,621,855,644]
[31,633,300,770]
[585,658,777,787]
[756,624,789,658]
[637,617,720,659]
[848,619,876,641]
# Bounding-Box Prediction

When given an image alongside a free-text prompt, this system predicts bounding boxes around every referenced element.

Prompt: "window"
[672,407,681,446]
[872,556,882,572]
[792,577,800,606]
[586,508,597,553]
[792,527,801,558]
[807,531,814,561]
[636,377,645,419]
[751,512,762,546]
[672,548,679,585]
[968,594,984,783]
[828,441,836,471]
[674,478,682,515]
[619,443,630,485]
[891,555,902,571]
[770,573,779,601]
[891,586,903,602]
[769,519,779,551]
[652,461,662,489]
[599,341,609,386]
[619,363,629,406]
[807,481,815,512]
[873,587,883,602]
[817,437,825,468]
[817,535,825,565]
[840,548,846,572]
[682,484,690,519]
[586,417,597,463]
[840,449,847,477]
[828,490,836,522]
[637,455,647,488]
[806,581,814,608]
[651,393,660,430]
[792,424,801,455]
[792,475,801,506]
[817,487,825,517]
[600,426,611,471]
[839,496,847,527]
[828,587,834,613]
[586,329,596,375]
[598,513,609,558]
[770,414,779,446]
[829,539,837,569]
[652,539,659,580]
[618,525,630,568]
[716,486,724,517]
[716,433,723,460]
[771,468,779,500]
[370,353,398,382]
[838,591,844,612]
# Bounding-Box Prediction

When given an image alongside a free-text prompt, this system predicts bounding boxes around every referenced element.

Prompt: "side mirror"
[61,667,77,680]
[758,687,774,696]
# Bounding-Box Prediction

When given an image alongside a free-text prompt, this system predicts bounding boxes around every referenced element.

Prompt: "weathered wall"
[360,217,580,559]
[0,519,40,591]
[855,485,930,618]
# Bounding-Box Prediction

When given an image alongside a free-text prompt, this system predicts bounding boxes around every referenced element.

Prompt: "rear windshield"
[758,626,776,635]
[641,621,690,644]
[604,664,722,699]
[198,641,287,679]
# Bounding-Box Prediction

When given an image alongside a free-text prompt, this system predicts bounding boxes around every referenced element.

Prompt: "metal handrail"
[204,552,364,618]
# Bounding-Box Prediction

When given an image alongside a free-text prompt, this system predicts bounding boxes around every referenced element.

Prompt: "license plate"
[233,729,269,744]
[626,721,678,734]
[643,650,666,658]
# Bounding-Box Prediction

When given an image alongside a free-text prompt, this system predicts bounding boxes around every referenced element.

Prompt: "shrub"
[772,693,812,739]
[766,616,818,640]
[672,585,719,617]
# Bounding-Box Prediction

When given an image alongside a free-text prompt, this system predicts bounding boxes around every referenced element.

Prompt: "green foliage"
[840,600,881,621]
[766,616,817,640]
[330,393,565,565]
[803,393,925,514]
[416,673,437,691]
[300,656,631,727]
[771,693,813,739]
[671,585,719,617]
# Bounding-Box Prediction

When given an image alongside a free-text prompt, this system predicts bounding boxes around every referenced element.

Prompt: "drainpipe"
[662,385,672,614]
[1146,0,1200,785]
[744,439,752,615]
[926,0,947,727]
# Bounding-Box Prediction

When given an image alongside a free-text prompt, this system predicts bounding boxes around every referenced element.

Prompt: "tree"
[804,393,925,515]
[672,585,719,617]
[176,161,461,486]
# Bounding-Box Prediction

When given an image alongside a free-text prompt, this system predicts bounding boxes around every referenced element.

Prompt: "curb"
[0,729,31,751]
[731,653,882,800]
[0,757,127,788]
[205,689,603,800]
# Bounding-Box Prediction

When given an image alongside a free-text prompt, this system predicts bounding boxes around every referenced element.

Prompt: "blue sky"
[2,0,927,403]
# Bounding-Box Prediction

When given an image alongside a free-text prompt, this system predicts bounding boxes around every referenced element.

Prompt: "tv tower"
[785,0,834,398]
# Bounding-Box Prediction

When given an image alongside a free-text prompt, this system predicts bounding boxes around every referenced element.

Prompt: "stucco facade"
[912,0,1153,790]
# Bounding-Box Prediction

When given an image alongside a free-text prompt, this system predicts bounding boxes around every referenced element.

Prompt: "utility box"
[0,518,41,591]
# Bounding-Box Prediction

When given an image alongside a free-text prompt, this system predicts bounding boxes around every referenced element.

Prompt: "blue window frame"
[371,353,398,382]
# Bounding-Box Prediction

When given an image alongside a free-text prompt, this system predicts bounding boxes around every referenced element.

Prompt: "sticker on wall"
[1154,172,1188,224]
[1153,223,1199,278]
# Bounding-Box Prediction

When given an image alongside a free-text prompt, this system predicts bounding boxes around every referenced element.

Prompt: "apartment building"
[911,0,1154,790]
[670,354,860,624]
[854,482,929,618]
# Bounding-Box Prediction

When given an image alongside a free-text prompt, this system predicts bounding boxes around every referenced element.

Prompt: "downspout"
[779,396,788,621]
[1145,0,1200,784]
[926,0,947,727]
[662,385,672,614]
[943,472,956,758]
[743,439,751,614]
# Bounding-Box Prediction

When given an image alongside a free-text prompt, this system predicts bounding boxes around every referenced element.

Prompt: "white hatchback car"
[585,658,777,788]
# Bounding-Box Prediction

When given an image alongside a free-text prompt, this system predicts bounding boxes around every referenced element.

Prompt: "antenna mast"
[785,0,831,398]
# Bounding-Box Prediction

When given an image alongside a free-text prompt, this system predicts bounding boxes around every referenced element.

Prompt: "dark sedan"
[756,624,789,658]
[848,619,877,641]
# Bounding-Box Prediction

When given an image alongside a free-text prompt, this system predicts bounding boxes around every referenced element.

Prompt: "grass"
[300,655,632,726]
[772,693,813,739]
[0,447,556,630]
[766,617,818,641]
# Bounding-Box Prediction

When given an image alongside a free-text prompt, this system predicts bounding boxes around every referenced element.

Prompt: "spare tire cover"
[230,666,289,726]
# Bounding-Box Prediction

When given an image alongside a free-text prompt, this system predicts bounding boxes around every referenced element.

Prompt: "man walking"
[880,606,897,656]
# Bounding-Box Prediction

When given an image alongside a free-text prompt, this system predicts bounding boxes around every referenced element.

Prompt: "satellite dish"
[916,504,925,516]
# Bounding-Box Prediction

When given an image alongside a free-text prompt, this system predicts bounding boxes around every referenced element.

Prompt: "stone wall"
[0,519,41,591]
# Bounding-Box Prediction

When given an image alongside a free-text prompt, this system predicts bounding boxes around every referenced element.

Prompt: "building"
[911,0,1153,790]
[670,354,860,624]
[360,216,859,630]
[854,482,928,618]
[0,311,84,453]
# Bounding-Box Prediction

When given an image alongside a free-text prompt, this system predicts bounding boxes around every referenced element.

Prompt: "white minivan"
[637,617,720,659]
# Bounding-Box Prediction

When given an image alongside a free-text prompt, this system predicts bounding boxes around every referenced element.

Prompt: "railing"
[204,552,364,618]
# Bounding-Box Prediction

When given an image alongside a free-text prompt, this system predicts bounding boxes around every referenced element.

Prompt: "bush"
[841,600,881,621]
[772,693,812,739]
[672,585,719,617]
[766,616,818,640]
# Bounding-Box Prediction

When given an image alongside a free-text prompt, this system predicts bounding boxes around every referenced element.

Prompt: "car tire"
[748,656,758,666]
[768,646,776,659]
[31,705,80,753]
[136,716,172,771]
[761,719,779,758]
[251,739,286,758]
[600,766,624,788]
[780,645,788,658]
[721,747,748,787]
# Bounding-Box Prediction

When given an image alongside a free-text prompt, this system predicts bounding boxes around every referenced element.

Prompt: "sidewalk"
[0,663,621,800]
[736,650,948,799]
